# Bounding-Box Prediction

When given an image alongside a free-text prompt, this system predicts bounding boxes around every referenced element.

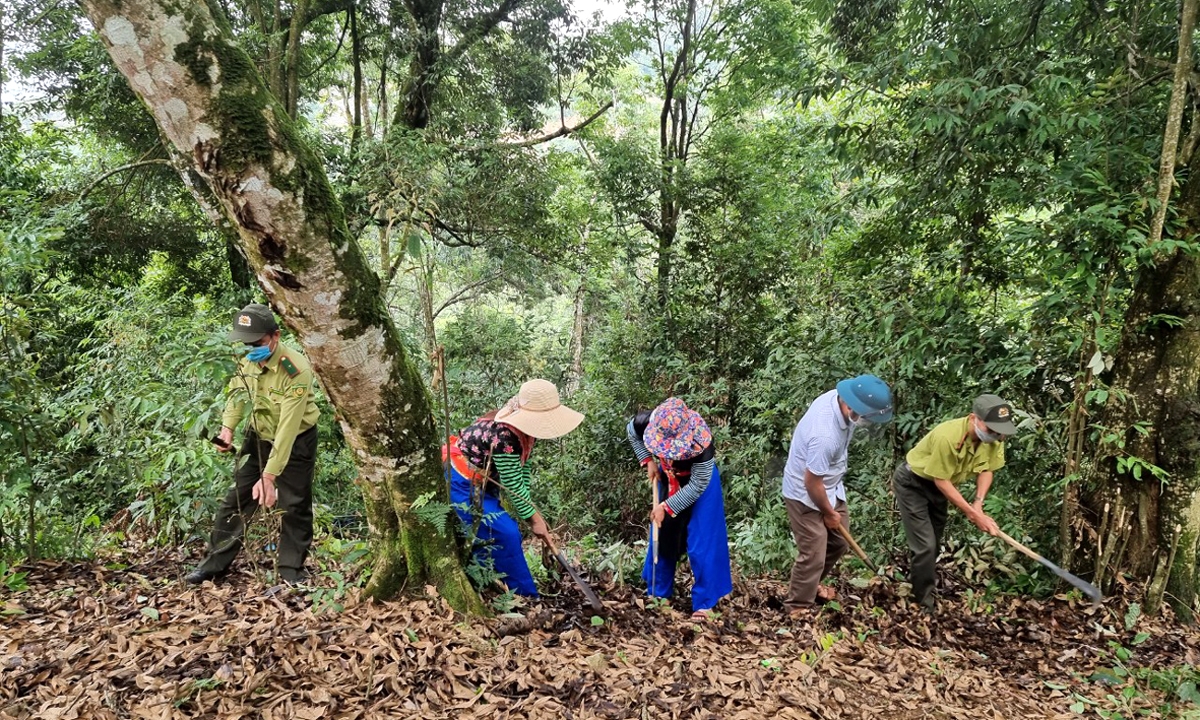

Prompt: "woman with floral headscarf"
[628,398,733,619]
[444,379,583,597]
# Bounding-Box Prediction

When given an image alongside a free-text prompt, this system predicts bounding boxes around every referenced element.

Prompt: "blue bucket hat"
[836,374,894,424]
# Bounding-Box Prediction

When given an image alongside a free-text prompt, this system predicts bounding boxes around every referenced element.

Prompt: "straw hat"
[644,397,712,461]
[494,379,584,439]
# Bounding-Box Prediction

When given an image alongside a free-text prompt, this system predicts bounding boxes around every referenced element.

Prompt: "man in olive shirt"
[186,304,320,585]
[892,394,1018,611]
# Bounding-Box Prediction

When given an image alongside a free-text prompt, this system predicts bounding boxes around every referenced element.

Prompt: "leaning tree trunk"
[81,0,483,612]
[1087,173,1200,621]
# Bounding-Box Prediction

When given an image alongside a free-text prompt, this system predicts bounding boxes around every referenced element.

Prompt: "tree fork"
[80,0,484,612]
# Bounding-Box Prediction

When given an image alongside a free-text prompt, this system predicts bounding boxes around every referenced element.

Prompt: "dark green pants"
[198,427,316,577]
[893,462,948,610]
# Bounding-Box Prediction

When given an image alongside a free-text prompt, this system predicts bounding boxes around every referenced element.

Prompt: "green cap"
[227,303,279,343]
[972,394,1017,435]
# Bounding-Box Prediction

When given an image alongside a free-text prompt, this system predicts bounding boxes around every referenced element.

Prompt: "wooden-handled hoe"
[996,530,1102,605]
[544,535,604,613]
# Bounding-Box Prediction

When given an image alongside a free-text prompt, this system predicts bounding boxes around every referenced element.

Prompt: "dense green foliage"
[5,0,1199,608]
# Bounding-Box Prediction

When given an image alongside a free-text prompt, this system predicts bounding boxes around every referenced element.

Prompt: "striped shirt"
[782,389,855,511]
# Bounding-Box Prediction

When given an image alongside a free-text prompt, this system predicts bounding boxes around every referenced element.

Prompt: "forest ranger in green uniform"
[185,304,320,585]
[892,394,1018,612]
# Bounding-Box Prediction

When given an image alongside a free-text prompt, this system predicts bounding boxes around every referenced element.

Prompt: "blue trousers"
[643,465,733,612]
[449,465,538,597]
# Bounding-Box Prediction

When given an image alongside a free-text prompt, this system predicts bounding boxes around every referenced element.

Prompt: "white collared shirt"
[782,389,854,511]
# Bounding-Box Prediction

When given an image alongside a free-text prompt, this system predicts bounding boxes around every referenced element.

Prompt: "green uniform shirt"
[221,343,320,477]
[906,416,1005,485]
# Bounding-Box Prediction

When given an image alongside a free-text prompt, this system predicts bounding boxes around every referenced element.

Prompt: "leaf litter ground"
[3,549,1198,719]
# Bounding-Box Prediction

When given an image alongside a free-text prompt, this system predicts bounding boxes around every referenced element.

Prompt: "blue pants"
[449,465,538,597]
[643,465,733,612]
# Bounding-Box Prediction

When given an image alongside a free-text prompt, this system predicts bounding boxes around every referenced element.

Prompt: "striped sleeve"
[663,459,715,516]
[493,453,536,520]
[627,419,652,463]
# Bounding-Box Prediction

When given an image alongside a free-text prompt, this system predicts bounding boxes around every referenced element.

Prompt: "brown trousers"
[785,497,849,610]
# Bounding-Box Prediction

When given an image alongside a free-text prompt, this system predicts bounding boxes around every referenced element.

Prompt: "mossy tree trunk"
[1085,165,1200,621]
[80,0,483,613]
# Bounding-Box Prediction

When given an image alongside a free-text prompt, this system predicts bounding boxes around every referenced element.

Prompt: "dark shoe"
[279,568,309,584]
[185,568,226,585]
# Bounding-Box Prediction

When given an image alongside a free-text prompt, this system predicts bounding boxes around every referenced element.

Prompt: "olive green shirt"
[221,343,320,477]
[906,416,1005,485]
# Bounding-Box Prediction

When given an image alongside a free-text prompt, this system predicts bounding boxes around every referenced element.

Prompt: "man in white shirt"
[782,374,893,616]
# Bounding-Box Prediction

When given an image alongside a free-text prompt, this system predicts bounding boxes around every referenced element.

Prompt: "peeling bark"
[80,0,483,612]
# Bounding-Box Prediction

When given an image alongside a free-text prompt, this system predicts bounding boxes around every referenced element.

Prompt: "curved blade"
[555,551,603,613]
[997,530,1101,606]
[1032,555,1102,606]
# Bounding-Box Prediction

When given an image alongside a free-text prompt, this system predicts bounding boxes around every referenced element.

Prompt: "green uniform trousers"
[198,426,316,577]
[893,462,948,610]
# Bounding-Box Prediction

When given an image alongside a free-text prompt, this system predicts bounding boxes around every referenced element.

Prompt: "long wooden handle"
[836,524,875,572]
[651,474,660,564]
[996,530,1042,562]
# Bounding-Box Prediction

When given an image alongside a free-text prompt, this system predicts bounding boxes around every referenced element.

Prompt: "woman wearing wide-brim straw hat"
[442,379,583,597]
[627,397,733,620]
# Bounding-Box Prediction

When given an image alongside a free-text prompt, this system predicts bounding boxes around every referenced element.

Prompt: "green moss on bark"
[365,538,409,599]
[399,516,488,615]
[174,15,255,89]
[1167,527,1197,622]
[172,26,274,174]
[211,91,273,172]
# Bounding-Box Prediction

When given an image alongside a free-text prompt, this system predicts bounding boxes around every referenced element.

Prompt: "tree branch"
[434,272,504,318]
[1148,0,1198,246]
[501,101,613,147]
[277,0,354,29]
[432,217,479,247]
[79,159,173,199]
[1179,95,1200,167]
[26,0,67,27]
[301,6,350,79]
[443,0,524,65]
[638,214,662,236]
